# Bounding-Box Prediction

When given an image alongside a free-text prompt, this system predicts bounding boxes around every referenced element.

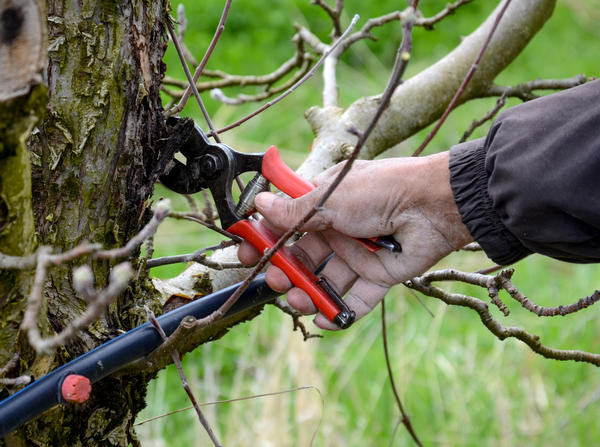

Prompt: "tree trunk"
[2,0,174,444]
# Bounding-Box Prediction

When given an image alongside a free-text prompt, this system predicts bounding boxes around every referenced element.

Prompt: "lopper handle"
[261,146,400,253]
[227,219,354,328]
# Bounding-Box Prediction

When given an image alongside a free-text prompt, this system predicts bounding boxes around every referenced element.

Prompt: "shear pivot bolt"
[61,374,92,403]
[199,154,222,179]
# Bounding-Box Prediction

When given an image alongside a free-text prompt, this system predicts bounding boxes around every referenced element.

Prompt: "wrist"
[417,151,474,250]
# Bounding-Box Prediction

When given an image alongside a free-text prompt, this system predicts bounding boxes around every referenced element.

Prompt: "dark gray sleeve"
[449,79,600,265]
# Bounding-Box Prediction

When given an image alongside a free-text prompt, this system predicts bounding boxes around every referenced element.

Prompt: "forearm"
[449,79,600,264]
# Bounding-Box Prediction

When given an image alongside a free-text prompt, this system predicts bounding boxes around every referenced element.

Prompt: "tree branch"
[148,313,222,447]
[272,298,322,341]
[404,269,600,366]
[299,0,556,179]
[483,74,589,101]
[211,15,359,136]
[382,300,423,447]
[412,0,513,156]
[167,0,232,118]
[459,92,507,143]
[19,201,170,354]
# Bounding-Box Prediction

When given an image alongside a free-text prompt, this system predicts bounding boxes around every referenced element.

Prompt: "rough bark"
[1,0,173,445]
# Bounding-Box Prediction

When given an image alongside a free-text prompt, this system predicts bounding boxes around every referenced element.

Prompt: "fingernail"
[255,192,275,212]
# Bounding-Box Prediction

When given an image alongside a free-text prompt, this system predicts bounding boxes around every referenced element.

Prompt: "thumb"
[255,191,330,231]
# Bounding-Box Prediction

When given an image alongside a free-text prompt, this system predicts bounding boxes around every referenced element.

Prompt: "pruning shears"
[160,119,401,329]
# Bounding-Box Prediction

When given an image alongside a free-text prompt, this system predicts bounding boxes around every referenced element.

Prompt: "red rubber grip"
[262,146,313,198]
[228,219,341,322]
[262,146,380,252]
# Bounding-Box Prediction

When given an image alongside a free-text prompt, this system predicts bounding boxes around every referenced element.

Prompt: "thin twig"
[459,93,507,143]
[273,298,323,341]
[162,50,312,96]
[404,286,435,318]
[312,0,343,37]
[168,212,242,242]
[149,313,222,447]
[210,15,360,137]
[382,300,423,447]
[166,19,221,143]
[168,0,232,118]
[483,74,589,102]
[134,384,325,447]
[147,241,239,268]
[210,57,313,105]
[412,0,513,157]
[417,0,474,29]
[496,269,600,317]
[340,0,473,50]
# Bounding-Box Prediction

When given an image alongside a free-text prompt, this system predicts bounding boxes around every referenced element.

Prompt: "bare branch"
[496,269,600,317]
[272,298,322,341]
[148,312,222,447]
[417,0,474,29]
[413,0,513,156]
[168,212,242,243]
[312,0,343,37]
[483,74,589,101]
[382,300,423,447]
[459,93,507,143]
[210,56,312,105]
[147,240,241,269]
[165,50,313,101]
[293,25,339,106]
[341,0,473,50]
[211,15,360,136]
[404,269,600,366]
[167,0,232,118]
[166,20,221,142]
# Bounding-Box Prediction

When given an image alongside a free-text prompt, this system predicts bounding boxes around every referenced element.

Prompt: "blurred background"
[137,1,600,445]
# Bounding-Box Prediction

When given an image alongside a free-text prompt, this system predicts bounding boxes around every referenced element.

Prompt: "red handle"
[228,219,342,322]
[262,146,381,252]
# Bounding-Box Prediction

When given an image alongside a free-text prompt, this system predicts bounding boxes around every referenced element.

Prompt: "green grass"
[138,1,600,445]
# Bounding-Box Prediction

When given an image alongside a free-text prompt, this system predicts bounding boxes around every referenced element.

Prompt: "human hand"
[238,151,473,329]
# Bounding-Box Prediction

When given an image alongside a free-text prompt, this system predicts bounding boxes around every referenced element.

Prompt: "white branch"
[298,0,556,179]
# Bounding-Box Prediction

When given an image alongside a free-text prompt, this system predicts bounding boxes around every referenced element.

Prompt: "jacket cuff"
[449,140,531,265]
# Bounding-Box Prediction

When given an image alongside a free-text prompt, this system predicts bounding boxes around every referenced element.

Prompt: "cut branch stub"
[0,0,45,101]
